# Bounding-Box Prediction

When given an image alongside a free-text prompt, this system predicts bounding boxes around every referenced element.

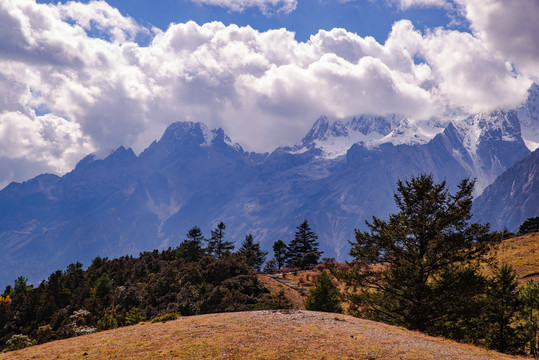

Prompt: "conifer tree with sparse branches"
[340,174,499,333]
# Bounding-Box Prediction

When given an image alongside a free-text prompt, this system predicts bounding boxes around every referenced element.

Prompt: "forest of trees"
[0,224,285,352]
[1,175,538,356]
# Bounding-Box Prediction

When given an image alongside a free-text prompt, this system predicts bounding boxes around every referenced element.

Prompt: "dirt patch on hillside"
[0,310,525,360]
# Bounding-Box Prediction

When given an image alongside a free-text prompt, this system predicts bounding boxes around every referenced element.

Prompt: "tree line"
[0,222,292,352]
[0,218,327,353]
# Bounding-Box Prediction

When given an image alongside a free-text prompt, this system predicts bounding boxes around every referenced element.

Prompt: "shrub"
[3,334,37,352]
[36,325,53,343]
[97,313,118,331]
[305,271,342,313]
[151,312,180,323]
[125,308,145,325]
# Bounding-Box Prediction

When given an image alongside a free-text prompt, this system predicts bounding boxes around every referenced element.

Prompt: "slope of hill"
[0,310,525,360]
[492,232,539,281]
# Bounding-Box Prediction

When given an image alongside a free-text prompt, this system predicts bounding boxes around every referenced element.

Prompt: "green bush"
[305,271,342,313]
[36,325,53,343]
[151,312,180,323]
[125,308,145,325]
[97,313,118,331]
[2,334,37,352]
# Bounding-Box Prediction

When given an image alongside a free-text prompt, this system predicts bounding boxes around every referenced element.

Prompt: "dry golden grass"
[0,310,526,360]
[257,275,306,310]
[488,232,539,281]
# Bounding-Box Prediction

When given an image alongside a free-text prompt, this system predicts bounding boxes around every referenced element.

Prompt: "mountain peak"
[74,153,97,171]
[517,82,539,151]
[453,110,522,156]
[301,116,331,145]
[140,121,243,162]
[293,114,404,159]
[160,121,214,147]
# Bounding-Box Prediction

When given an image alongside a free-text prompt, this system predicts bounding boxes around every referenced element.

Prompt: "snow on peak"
[199,122,216,147]
[374,117,446,147]
[159,121,243,152]
[517,82,539,151]
[293,114,406,158]
[292,114,449,158]
[453,110,521,156]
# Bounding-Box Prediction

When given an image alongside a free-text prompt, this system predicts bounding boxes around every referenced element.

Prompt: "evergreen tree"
[287,220,323,269]
[237,234,268,271]
[519,217,539,234]
[207,222,234,259]
[342,174,499,333]
[305,271,342,313]
[94,273,113,299]
[520,279,539,357]
[272,240,288,270]
[179,226,205,262]
[12,276,31,296]
[484,263,525,354]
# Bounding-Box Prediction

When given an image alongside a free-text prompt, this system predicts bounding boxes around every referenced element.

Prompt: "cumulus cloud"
[0,0,534,187]
[456,0,539,78]
[189,0,297,14]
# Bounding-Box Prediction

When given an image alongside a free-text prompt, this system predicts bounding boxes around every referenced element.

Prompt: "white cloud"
[58,0,145,43]
[0,0,534,188]
[189,0,297,14]
[388,0,449,10]
[456,0,539,78]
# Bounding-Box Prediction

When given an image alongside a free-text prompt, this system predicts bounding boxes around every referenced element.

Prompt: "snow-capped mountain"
[517,83,539,151]
[0,88,535,288]
[288,114,403,158]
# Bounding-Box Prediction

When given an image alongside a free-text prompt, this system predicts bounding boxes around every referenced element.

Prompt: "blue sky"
[38,0,465,43]
[0,0,538,188]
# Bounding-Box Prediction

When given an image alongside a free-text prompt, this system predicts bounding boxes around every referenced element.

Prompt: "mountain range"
[0,85,537,288]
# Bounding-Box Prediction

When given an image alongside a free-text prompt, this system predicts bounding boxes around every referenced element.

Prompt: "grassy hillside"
[492,232,539,280]
[0,310,526,360]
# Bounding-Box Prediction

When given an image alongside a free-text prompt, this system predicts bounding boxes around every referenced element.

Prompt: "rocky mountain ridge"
[0,96,535,287]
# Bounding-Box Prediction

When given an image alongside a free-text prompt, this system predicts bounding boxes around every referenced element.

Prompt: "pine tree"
[484,263,525,354]
[520,279,539,357]
[342,174,499,333]
[94,273,113,299]
[179,226,205,262]
[305,271,342,313]
[207,222,234,259]
[237,234,268,271]
[272,240,288,270]
[519,217,539,234]
[287,220,323,269]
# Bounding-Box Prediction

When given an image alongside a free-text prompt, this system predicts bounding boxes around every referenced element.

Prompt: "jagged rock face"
[473,149,539,232]
[0,102,534,287]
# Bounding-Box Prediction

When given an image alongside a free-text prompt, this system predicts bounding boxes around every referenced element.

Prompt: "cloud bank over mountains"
[0,0,536,188]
